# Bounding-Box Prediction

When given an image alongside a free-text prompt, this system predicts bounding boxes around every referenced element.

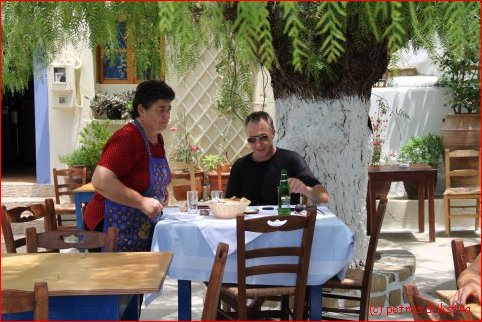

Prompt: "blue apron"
[103,120,171,251]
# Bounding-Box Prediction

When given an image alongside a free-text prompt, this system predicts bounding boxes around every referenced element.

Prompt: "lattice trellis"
[166,46,250,164]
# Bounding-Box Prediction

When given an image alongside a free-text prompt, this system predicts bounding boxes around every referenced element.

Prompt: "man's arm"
[288,179,329,204]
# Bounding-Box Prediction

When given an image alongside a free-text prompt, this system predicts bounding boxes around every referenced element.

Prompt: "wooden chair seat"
[443,149,480,236]
[218,210,316,320]
[323,268,364,289]
[444,187,480,195]
[221,284,296,297]
[52,167,87,227]
[321,198,388,320]
[54,203,76,214]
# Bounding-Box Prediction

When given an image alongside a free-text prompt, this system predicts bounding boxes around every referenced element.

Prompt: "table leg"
[310,285,322,320]
[367,179,376,236]
[74,192,84,230]
[428,175,435,242]
[418,181,425,233]
[178,280,192,320]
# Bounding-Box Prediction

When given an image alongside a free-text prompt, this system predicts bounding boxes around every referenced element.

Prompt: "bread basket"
[208,198,251,219]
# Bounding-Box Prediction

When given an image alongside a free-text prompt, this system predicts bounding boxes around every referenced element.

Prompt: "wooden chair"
[218,209,316,320]
[52,167,88,228]
[404,284,473,320]
[2,199,58,253]
[2,281,49,320]
[167,161,197,204]
[201,242,229,321]
[320,197,388,321]
[26,226,119,252]
[451,239,481,284]
[443,149,480,236]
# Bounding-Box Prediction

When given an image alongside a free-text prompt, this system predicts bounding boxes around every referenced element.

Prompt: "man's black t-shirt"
[225,148,320,205]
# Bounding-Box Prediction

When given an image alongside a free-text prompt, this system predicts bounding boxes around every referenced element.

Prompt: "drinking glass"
[210,190,224,202]
[187,190,198,214]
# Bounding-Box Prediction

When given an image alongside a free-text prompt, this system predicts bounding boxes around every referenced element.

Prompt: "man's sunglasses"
[247,135,269,144]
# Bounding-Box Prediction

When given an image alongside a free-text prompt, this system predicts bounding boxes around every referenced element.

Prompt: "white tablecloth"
[150,206,354,286]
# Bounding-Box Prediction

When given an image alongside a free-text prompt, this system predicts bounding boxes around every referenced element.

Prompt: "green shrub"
[59,120,111,175]
[398,134,443,168]
[202,154,227,172]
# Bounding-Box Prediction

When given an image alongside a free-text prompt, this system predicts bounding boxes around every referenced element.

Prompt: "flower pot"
[171,170,204,201]
[206,171,230,194]
[403,176,437,200]
[374,181,391,200]
[441,113,480,187]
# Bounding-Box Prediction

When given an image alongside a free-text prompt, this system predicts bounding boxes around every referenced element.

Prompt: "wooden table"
[73,182,95,230]
[367,163,437,242]
[2,252,173,320]
[435,289,481,320]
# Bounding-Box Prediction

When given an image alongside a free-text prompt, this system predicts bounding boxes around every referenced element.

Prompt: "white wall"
[48,40,96,178]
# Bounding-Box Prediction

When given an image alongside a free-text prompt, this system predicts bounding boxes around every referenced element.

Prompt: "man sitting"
[226,111,329,206]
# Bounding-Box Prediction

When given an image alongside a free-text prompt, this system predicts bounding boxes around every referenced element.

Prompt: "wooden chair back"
[359,197,388,319]
[235,209,316,320]
[167,161,197,204]
[404,284,473,320]
[445,149,480,189]
[52,167,88,204]
[201,242,229,321]
[26,226,119,253]
[2,199,58,253]
[2,281,49,320]
[451,239,481,283]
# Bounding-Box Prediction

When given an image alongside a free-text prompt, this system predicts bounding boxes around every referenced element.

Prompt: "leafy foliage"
[398,134,443,169]
[59,120,111,174]
[2,2,480,104]
[90,92,133,120]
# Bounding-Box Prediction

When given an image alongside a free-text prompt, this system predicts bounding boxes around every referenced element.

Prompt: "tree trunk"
[275,96,372,262]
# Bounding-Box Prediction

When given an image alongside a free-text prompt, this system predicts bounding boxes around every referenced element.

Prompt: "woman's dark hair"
[244,111,274,130]
[130,80,175,119]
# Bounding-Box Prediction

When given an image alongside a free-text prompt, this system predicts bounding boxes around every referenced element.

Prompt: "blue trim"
[34,67,50,184]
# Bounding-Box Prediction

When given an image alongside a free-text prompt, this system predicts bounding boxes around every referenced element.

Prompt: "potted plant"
[202,154,231,193]
[436,52,480,151]
[59,119,111,180]
[168,111,204,200]
[398,134,443,199]
[90,92,134,120]
[370,95,409,198]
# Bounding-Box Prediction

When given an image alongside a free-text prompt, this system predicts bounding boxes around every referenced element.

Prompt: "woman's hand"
[139,197,163,218]
[451,283,481,306]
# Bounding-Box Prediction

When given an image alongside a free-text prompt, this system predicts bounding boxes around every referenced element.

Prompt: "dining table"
[434,289,481,320]
[147,205,355,320]
[367,163,437,241]
[73,182,95,230]
[1,252,173,320]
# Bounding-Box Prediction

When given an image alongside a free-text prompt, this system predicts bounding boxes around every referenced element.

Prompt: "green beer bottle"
[278,169,291,215]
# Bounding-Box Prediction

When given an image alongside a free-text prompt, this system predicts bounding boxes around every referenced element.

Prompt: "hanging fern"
[316,2,347,63]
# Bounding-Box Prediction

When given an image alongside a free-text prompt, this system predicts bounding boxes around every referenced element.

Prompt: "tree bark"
[275,96,372,262]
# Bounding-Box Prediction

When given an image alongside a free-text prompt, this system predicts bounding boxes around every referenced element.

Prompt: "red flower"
[189,144,200,152]
[169,126,177,131]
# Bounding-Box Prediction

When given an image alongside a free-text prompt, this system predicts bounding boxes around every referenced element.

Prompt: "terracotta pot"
[441,113,480,187]
[403,176,437,200]
[171,170,204,201]
[374,181,391,200]
[206,171,230,194]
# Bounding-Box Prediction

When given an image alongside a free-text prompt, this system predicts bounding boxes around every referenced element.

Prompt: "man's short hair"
[244,111,274,130]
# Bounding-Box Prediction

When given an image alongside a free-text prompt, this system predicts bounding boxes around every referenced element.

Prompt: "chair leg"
[444,196,450,236]
[57,214,62,227]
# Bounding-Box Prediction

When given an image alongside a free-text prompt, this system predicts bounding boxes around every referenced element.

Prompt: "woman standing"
[84,80,174,251]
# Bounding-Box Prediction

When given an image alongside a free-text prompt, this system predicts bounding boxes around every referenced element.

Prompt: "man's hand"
[287,178,308,195]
